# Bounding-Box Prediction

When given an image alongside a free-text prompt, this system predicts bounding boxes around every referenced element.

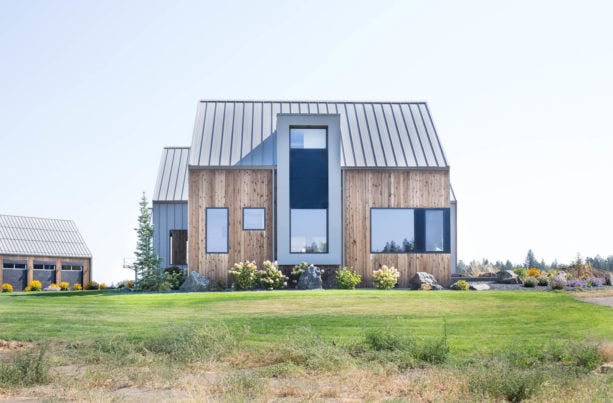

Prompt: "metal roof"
[153,147,189,202]
[0,215,92,258]
[189,101,449,168]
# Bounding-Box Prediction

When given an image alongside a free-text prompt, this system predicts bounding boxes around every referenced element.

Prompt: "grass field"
[1,289,612,401]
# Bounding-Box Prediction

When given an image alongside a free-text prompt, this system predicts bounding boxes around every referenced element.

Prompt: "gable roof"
[153,147,189,202]
[0,214,92,258]
[189,101,448,168]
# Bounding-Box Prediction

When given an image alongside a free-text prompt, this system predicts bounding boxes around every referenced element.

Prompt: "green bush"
[372,265,400,289]
[84,281,100,290]
[336,267,361,289]
[537,276,549,286]
[229,261,258,290]
[513,267,527,280]
[163,266,186,290]
[365,329,415,351]
[455,280,470,291]
[257,260,287,290]
[523,277,538,288]
[468,361,543,402]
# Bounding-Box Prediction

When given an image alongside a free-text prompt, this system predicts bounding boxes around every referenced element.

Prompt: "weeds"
[0,346,49,387]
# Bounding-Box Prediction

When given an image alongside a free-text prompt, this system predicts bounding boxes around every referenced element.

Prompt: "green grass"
[1,289,611,358]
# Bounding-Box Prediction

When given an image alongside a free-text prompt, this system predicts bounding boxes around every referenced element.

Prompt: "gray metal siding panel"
[152,202,188,268]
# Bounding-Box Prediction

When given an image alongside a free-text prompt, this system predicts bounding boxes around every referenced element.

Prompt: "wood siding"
[188,169,273,284]
[343,169,451,287]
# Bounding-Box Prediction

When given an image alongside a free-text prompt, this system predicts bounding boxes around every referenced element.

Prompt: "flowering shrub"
[257,260,287,290]
[373,265,399,290]
[336,267,362,289]
[527,268,541,277]
[72,283,83,291]
[229,261,258,290]
[523,277,538,288]
[49,283,58,289]
[24,285,32,292]
[28,280,42,292]
[586,277,605,287]
[100,283,107,290]
[84,281,99,290]
[567,279,587,288]
[291,262,310,278]
[550,278,566,290]
[59,281,70,291]
[536,276,549,286]
[455,280,470,291]
[2,283,13,293]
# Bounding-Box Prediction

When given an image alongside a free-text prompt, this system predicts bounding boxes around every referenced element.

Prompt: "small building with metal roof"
[153,100,457,287]
[0,214,92,291]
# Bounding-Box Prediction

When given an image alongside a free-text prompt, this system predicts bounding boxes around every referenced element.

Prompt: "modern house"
[153,100,456,287]
[0,214,92,290]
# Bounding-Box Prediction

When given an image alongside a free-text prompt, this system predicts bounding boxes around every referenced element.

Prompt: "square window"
[371,209,415,253]
[243,208,265,230]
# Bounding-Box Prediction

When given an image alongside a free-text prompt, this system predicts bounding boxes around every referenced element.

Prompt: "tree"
[524,249,537,268]
[133,193,161,289]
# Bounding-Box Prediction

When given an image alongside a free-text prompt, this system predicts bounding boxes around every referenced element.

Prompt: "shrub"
[336,267,361,289]
[0,346,49,387]
[536,276,549,286]
[163,266,186,290]
[99,283,107,290]
[586,277,605,287]
[527,268,541,277]
[215,279,227,291]
[567,278,586,288]
[59,281,70,291]
[1,283,13,293]
[23,286,32,292]
[257,260,287,290]
[373,265,399,289]
[550,278,566,290]
[229,261,258,290]
[455,280,470,291]
[523,277,538,288]
[72,283,82,291]
[420,283,433,291]
[365,329,415,351]
[469,362,543,402]
[291,262,310,278]
[28,280,42,292]
[513,267,527,279]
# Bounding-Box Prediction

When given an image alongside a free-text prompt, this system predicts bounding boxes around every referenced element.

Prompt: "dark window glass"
[206,208,228,253]
[243,208,265,230]
[291,209,327,253]
[62,265,83,271]
[371,209,415,253]
[3,262,26,269]
[170,229,188,265]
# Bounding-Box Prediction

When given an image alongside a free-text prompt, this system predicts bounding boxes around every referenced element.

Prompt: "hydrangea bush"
[258,260,287,290]
[373,265,400,290]
[229,261,258,290]
[336,267,362,289]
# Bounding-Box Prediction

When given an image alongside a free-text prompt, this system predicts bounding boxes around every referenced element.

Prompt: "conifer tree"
[133,192,161,288]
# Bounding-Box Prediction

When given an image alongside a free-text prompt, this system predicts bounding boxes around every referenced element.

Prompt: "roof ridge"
[198,100,429,105]
[0,214,76,223]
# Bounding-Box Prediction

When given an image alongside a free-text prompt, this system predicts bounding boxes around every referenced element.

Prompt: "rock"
[179,271,210,292]
[409,272,440,290]
[44,285,60,291]
[469,282,490,291]
[297,265,323,290]
[496,270,521,284]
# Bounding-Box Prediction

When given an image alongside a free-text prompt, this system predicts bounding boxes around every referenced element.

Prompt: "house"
[153,100,457,287]
[0,214,92,290]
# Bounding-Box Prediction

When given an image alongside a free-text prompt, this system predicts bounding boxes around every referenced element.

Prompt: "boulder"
[297,265,323,290]
[179,271,210,292]
[44,285,60,291]
[409,272,440,290]
[449,281,490,291]
[496,270,521,284]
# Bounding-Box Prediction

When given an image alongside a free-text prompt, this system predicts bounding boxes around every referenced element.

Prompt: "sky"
[1,0,612,283]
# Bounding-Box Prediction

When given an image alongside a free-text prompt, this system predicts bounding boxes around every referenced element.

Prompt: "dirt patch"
[577,296,613,308]
[0,340,33,352]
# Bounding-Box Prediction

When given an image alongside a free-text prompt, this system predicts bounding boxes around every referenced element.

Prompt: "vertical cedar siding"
[343,169,451,287]
[188,169,273,284]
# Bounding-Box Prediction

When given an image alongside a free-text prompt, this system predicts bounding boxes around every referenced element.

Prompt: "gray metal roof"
[153,147,189,202]
[0,215,92,258]
[189,101,449,168]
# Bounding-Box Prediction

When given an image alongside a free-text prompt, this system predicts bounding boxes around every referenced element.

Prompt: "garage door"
[33,261,56,288]
[61,263,83,287]
[2,261,27,291]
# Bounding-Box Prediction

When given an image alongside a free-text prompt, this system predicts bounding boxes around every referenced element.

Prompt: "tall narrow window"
[206,208,228,253]
[290,127,328,253]
[425,210,445,252]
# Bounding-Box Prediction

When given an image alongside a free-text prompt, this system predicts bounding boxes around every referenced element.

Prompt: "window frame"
[370,207,450,254]
[289,208,329,254]
[205,207,229,254]
[242,207,266,231]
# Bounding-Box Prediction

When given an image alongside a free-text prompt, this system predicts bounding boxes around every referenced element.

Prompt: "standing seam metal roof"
[189,101,449,168]
[0,215,92,258]
[153,147,189,202]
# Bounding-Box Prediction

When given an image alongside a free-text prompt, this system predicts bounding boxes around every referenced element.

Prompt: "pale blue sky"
[1,0,611,283]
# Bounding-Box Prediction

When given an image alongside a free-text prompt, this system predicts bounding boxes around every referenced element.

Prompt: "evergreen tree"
[133,193,161,289]
[524,249,537,268]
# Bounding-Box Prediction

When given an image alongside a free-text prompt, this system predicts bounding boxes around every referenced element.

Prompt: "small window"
[290,128,327,149]
[62,264,83,271]
[34,263,55,270]
[3,262,26,269]
[371,209,415,253]
[206,208,228,253]
[243,208,265,230]
[290,209,327,253]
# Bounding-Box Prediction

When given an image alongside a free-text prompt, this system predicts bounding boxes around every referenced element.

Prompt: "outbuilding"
[0,214,92,290]
[153,100,457,287]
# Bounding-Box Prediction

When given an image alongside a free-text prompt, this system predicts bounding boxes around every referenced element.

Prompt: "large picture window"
[206,208,228,253]
[371,208,450,254]
[290,127,328,253]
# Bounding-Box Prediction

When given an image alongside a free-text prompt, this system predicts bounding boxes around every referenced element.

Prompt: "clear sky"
[1,0,611,283]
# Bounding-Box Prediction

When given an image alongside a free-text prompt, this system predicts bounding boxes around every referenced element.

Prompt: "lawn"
[1,289,612,355]
[0,289,611,401]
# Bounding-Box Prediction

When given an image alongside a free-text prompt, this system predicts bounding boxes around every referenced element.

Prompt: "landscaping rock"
[469,282,491,291]
[409,272,440,290]
[297,265,323,290]
[496,270,521,284]
[179,271,210,292]
[44,285,60,291]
